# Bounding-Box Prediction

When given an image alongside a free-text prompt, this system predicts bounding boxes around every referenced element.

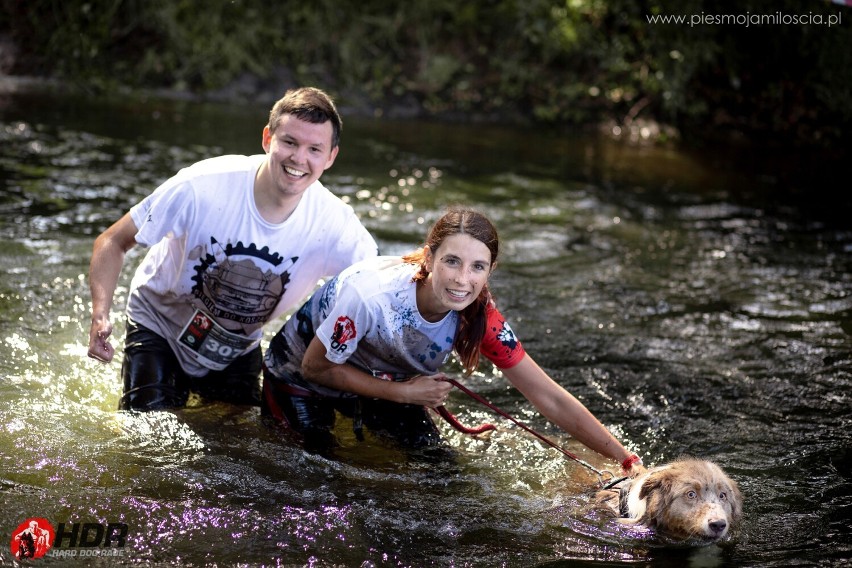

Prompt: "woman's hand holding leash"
[401,374,453,408]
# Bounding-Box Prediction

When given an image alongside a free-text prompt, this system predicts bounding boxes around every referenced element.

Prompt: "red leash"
[438,377,617,485]
[434,405,496,435]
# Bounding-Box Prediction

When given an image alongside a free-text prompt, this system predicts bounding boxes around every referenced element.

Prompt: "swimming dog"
[596,457,742,542]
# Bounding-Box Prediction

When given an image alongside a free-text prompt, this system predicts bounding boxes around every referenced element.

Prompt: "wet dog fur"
[596,457,742,542]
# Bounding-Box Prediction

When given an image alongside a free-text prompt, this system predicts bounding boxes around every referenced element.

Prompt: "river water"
[0,88,850,567]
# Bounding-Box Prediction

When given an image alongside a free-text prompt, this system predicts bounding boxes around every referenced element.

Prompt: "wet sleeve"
[314,280,372,365]
[324,210,379,274]
[480,302,526,369]
[129,176,195,247]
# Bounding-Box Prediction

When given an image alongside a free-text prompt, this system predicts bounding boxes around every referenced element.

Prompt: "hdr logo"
[9,518,129,560]
[10,518,53,560]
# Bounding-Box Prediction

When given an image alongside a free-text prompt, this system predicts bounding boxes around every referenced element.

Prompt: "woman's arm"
[301,337,452,407]
[501,354,644,475]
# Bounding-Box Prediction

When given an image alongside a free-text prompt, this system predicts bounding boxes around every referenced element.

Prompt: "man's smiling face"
[261,114,339,200]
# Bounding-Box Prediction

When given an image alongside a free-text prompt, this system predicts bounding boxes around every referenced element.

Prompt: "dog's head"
[636,458,742,541]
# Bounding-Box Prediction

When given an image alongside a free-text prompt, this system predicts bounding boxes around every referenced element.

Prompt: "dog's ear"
[638,469,674,501]
[636,469,677,527]
[727,478,744,523]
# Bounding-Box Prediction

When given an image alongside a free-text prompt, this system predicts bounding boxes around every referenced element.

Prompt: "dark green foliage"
[2,0,850,144]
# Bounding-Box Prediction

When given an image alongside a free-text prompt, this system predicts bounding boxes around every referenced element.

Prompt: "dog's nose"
[708,519,728,534]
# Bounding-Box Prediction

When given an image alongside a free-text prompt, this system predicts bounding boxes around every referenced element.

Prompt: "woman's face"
[422,233,493,316]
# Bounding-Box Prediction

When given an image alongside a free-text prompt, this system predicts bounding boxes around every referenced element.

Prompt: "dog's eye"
[686,490,697,500]
[720,492,727,501]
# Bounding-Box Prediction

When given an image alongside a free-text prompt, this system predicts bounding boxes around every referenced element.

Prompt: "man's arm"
[87,213,139,362]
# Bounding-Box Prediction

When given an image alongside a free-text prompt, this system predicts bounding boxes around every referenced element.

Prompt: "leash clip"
[596,468,616,487]
[599,472,629,490]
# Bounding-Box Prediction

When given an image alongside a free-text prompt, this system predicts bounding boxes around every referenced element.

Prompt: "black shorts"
[261,369,443,453]
[120,320,262,411]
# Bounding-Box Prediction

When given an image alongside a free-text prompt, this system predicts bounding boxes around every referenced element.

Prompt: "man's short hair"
[267,87,342,148]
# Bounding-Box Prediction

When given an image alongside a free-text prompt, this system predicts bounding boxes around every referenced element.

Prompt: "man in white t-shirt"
[86,87,378,411]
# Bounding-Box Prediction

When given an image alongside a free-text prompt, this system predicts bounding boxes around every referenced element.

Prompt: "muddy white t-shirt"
[263,257,526,398]
[126,154,378,376]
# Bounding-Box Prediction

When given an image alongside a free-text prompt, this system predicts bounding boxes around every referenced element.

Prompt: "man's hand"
[88,319,115,363]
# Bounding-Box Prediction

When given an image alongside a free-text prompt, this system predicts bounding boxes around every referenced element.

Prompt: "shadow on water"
[0,89,850,566]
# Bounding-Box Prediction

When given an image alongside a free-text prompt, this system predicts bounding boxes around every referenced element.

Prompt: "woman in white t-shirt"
[263,208,644,476]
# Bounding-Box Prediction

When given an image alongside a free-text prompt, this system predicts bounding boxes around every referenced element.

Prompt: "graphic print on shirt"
[317,276,339,317]
[419,340,446,364]
[330,316,357,353]
[388,291,420,334]
[190,237,297,328]
[496,320,518,350]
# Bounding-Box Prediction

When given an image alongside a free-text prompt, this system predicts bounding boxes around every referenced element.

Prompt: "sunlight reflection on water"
[0,92,850,566]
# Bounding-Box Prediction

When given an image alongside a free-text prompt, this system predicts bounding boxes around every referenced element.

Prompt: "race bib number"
[177,310,255,370]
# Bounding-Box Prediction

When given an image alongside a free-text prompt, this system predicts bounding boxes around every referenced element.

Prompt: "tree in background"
[2,0,850,145]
